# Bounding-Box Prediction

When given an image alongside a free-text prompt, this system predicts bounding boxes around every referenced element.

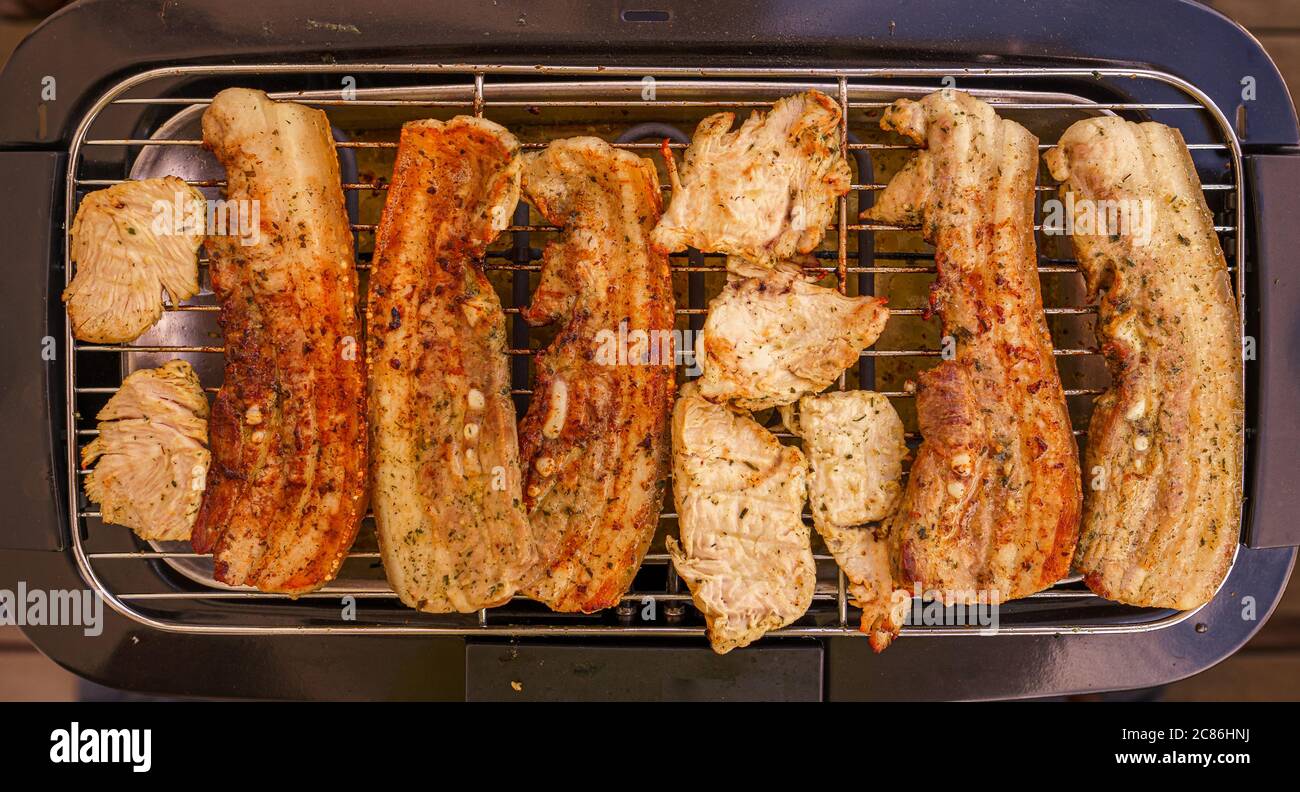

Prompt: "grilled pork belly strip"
[697,258,889,410]
[83,360,210,542]
[1044,118,1243,610]
[651,90,851,264]
[783,391,910,649]
[669,384,815,654]
[367,117,534,613]
[518,137,675,613]
[192,88,367,595]
[864,90,1082,642]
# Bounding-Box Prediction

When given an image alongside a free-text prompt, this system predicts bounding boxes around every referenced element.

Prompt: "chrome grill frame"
[64,64,1246,638]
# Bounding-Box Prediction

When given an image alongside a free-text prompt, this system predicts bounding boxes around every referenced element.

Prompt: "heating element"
[63,64,1245,639]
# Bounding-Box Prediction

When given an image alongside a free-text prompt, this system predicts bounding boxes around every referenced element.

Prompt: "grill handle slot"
[1245,153,1300,549]
[0,151,67,551]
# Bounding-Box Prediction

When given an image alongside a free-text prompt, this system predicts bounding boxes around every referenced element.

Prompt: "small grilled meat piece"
[518,137,675,612]
[83,360,210,541]
[367,117,535,613]
[785,390,907,525]
[651,90,851,264]
[65,177,204,343]
[697,257,888,410]
[192,88,367,595]
[1045,117,1243,609]
[669,383,815,654]
[783,390,910,650]
[864,90,1082,646]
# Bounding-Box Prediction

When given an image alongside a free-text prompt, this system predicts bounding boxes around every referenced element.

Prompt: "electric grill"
[0,0,1296,701]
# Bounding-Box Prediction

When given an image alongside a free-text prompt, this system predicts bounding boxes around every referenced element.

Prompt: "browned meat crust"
[517,137,675,612]
[863,90,1082,648]
[192,88,367,595]
[367,117,535,613]
[1045,117,1243,610]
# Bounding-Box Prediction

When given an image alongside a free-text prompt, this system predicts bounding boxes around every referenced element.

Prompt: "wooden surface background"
[0,1,1296,701]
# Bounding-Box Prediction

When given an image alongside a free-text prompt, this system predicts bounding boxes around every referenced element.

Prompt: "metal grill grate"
[64,65,1245,637]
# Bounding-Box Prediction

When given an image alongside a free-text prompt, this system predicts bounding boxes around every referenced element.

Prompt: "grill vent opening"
[621,9,672,23]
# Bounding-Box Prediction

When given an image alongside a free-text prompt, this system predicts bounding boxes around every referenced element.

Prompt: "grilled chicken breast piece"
[83,361,210,541]
[65,177,205,343]
[651,90,851,263]
[865,90,1082,635]
[192,88,367,595]
[783,390,910,650]
[1044,118,1243,609]
[367,117,534,613]
[697,257,888,410]
[518,137,675,612]
[785,391,906,526]
[668,383,815,654]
